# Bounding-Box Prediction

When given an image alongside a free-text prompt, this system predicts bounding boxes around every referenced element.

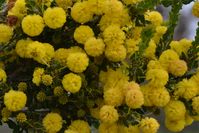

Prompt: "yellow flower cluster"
[1,107,11,122]
[55,0,73,10]
[0,68,7,83]
[32,67,45,86]
[0,24,13,43]
[4,90,27,112]
[145,11,163,26]
[140,117,160,133]
[192,1,199,18]
[68,120,90,133]
[16,113,27,123]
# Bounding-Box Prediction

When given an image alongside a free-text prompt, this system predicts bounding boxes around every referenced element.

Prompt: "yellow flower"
[146,69,169,87]
[125,38,140,56]
[103,87,124,107]
[68,120,90,133]
[43,7,67,29]
[192,96,199,114]
[100,105,119,124]
[74,25,94,44]
[159,49,179,70]
[36,0,52,7]
[118,124,140,133]
[139,117,160,133]
[43,43,55,63]
[71,1,93,23]
[147,60,163,70]
[84,37,105,57]
[168,60,188,77]
[122,0,141,5]
[190,71,199,87]
[123,81,140,94]
[15,39,33,58]
[165,118,185,132]
[164,100,186,121]
[8,0,27,21]
[4,90,27,112]
[143,39,157,59]
[0,68,7,83]
[67,53,89,73]
[103,25,126,46]
[175,79,198,100]
[185,113,194,126]
[43,113,63,133]
[125,88,144,109]
[16,113,27,123]
[0,24,13,43]
[62,73,82,93]
[41,74,53,86]
[22,14,45,37]
[98,122,118,133]
[105,44,127,62]
[87,0,109,15]
[54,86,64,96]
[32,67,45,86]
[58,94,68,105]
[145,11,163,26]
[18,82,27,92]
[153,26,167,43]
[104,0,124,15]
[1,107,11,122]
[192,1,199,18]
[36,91,46,102]
[150,87,170,107]
[55,0,73,10]
[64,129,78,133]
[54,48,69,66]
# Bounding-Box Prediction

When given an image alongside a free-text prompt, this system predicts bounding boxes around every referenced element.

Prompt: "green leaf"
[161,0,173,7]
[182,0,195,4]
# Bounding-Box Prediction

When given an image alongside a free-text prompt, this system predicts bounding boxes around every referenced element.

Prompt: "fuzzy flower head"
[145,11,163,26]
[103,87,124,107]
[87,0,109,15]
[43,113,63,133]
[192,1,199,18]
[15,39,33,58]
[159,49,179,70]
[84,37,105,57]
[0,24,13,43]
[32,67,45,86]
[146,69,169,87]
[54,86,64,96]
[41,74,53,86]
[74,25,94,44]
[55,0,73,10]
[175,79,198,100]
[147,60,163,70]
[54,48,69,66]
[100,105,119,124]
[192,96,199,114]
[68,120,90,133]
[36,91,46,102]
[103,25,126,46]
[168,60,188,77]
[22,14,45,37]
[164,100,186,121]
[71,1,93,24]
[4,90,27,111]
[122,0,142,5]
[165,118,185,132]
[16,113,27,123]
[62,73,82,93]
[64,129,78,133]
[143,39,157,59]
[98,122,118,133]
[140,117,160,133]
[44,7,67,29]
[18,82,27,92]
[36,0,52,7]
[105,44,127,62]
[0,69,7,83]
[67,52,89,73]
[1,107,11,122]
[125,38,140,57]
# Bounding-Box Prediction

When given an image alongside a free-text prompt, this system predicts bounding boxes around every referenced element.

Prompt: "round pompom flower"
[140,117,160,133]
[4,90,27,111]
[146,69,169,87]
[105,44,126,62]
[168,60,188,77]
[62,73,82,93]
[55,0,73,10]
[42,74,53,86]
[103,87,124,107]
[22,14,45,37]
[64,129,78,133]
[15,39,33,58]
[125,88,144,109]
[43,7,66,29]
[74,25,94,44]
[0,24,13,43]
[145,11,163,26]
[67,53,89,73]
[103,25,126,46]
[71,1,93,23]
[164,100,186,121]
[84,37,105,57]
[0,68,7,83]
[165,118,185,132]
[98,122,118,133]
[68,120,90,133]
[122,0,141,5]
[192,1,199,18]
[42,113,63,133]
[99,105,119,124]
[192,96,199,114]
[32,67,45,86]
[16,113,27,123]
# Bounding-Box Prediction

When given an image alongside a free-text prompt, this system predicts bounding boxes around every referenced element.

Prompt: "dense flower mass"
[0,0,199,132]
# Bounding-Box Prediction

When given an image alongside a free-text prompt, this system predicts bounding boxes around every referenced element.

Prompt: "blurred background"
[0,1,199,133]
